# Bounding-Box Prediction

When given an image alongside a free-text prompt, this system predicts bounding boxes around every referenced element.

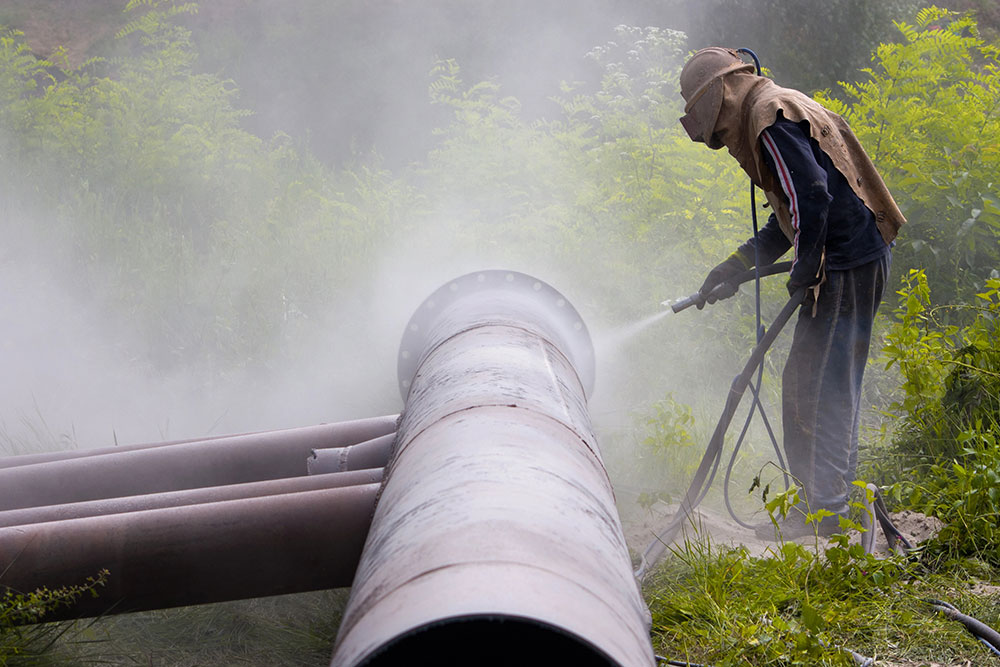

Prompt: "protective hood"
[679,47,755,149]
[694,67,905,246]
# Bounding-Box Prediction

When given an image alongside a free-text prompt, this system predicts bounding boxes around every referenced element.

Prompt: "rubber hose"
[927,600,1000,653]
[655,656,712,667]
[636,284,807,578]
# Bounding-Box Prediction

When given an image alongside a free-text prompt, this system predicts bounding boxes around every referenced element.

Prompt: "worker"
[679,47,905,539]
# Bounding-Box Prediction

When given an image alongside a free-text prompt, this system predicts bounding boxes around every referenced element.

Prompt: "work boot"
[755,510,840,542]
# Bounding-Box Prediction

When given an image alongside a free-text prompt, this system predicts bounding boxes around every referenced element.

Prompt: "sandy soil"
[626,501,946,560]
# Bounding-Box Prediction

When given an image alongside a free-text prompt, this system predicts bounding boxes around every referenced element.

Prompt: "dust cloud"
[0,0,761,555]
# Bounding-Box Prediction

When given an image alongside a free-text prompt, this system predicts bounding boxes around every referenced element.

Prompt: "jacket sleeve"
[735,213,791,268]
[758,119,833,291]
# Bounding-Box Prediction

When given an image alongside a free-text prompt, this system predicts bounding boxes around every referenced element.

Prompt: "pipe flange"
[397,270,595,400]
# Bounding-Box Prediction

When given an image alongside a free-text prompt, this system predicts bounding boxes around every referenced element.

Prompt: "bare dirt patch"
[626,501,945,560]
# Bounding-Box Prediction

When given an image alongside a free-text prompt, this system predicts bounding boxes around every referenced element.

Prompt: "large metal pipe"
[0,483,380,621]
[0,415,397,511]
[308,433,395,475]
[0,468,383,528]
[0,416,395,470]
[0,431,250,470]
[330,270,654,667]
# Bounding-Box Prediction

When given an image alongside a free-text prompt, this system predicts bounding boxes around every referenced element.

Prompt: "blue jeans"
[781,251,891,517]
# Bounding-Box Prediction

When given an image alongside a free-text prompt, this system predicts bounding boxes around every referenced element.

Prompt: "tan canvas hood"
[710,72,905,246]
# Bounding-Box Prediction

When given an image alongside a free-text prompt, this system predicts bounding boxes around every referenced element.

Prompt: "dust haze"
[0,1,696,454]
[0,2,813,555]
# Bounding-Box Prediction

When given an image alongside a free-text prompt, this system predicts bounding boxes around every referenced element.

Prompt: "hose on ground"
[925,598,1000,656]
[635,282,806,580]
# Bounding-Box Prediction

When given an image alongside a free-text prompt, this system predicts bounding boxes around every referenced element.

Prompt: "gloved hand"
[697,252,749,309]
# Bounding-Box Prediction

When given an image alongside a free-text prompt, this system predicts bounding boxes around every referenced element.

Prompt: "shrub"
[882,269,1000,564]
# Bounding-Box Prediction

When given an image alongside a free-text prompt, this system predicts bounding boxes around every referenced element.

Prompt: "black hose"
[847,648,875,666]
[636,283,806,578]
[872,486,914,552]
[655,655,712,667]
[981,637,1000,659]
[723,358,787,530]
[925,599,1000,655]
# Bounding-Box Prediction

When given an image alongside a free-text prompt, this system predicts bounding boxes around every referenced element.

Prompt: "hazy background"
[0,0,992,487]
[2,3,1000,664]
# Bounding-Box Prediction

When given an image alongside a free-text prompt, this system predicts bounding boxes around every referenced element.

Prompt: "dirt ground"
[625,502,946,560]
[626,506,993,666]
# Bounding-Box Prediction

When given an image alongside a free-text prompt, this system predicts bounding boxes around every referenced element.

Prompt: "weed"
[645,532,1000,665]
[0,570,108,664]
[880,270,1000,566]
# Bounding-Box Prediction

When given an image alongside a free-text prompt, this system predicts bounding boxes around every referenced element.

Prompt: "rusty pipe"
[330,270,654,667]
[0,467,383,528]
[0,431,248,470]
[0,414,398,470]
[0,483,380,621]
[308,433,395,475]
[0,415,397,511]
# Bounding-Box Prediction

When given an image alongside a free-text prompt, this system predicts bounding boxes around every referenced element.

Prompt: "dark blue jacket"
[737,117,888,291]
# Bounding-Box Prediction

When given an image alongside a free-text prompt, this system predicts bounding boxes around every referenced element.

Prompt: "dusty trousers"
[781,251,891,518]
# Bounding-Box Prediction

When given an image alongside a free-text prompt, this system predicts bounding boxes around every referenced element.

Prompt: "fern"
[117,0,198,40]
[828,6,1000,304]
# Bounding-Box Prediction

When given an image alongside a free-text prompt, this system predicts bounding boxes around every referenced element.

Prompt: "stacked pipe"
[1,268,656,667]
[329,270,655,667]
[0,415,397,621]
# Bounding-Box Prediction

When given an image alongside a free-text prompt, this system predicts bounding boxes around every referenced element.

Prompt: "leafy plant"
[629,392,701,509]
[646,535,945,666]
[817,6,1000,305]
[883,269,1000,459]
[0,570,108,663]
[0,2,419,379]
[880,269,1000,565]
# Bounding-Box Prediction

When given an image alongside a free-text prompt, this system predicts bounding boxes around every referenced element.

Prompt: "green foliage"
[817,6,1000,304]
[645,537,966,666]
[0,570,108,663]
[630,393,702,509]
[883,269,1000,459]
[423,25,751,302]
[0,3,418,377]
[880,269,1000,565]
[554,25,750,261]
[643,391,697,453]
[668,0,921,93]
[882,269,957,421]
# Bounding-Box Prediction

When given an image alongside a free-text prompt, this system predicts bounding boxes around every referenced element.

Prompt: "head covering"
[679,48,905,246]
[679,47,755,149]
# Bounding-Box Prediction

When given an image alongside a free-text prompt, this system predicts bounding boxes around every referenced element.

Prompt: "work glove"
[697,251,750,309]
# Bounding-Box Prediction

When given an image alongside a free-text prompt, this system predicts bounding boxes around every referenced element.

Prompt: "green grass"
[19,590,350,666]
[1,571,109,666]
[7,537,999,666]
[645,533,1000,666]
